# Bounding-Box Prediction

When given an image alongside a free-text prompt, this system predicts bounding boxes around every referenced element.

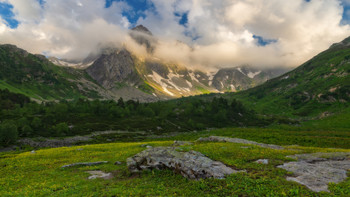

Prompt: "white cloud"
[6,0,42,23]
[0,0,349,68]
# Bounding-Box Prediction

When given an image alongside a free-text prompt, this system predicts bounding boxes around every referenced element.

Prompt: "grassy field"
[1,128,350,196]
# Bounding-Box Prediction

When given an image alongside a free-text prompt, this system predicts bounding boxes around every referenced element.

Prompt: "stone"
[146,146,153,149]
[255,159,269,164]
[114,161,122,165]
[173,141,193,146]
[61,161,108,168]
[197,136,284,150]
[30,150,36,154]
[127,147,238,180]
[140,144,149,147]
[87,171,113,180]
[278,152,350,192]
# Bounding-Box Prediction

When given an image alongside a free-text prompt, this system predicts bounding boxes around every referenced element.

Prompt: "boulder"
[197,136,284,150]
[255,159,269,164]
[127,147,237,180]
[278,152,350,192]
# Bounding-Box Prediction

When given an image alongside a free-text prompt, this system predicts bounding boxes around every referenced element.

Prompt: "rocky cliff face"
[86,49,137,89]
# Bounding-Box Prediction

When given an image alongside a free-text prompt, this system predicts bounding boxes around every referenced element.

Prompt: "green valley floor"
[1,128,350,197]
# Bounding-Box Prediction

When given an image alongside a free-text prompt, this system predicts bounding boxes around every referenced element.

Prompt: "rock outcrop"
[86,49,137,89]
[278,152,350,192]
[126,147,237,179]
[197,136,284,150]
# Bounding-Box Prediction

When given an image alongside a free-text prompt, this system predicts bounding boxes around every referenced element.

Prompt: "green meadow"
[1,128,350,197]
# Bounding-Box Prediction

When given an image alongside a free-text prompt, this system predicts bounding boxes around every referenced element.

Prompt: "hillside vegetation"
[229,37,350,118]
[0,44,103,100]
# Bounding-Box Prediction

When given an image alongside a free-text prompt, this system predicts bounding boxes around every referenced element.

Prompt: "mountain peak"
[132,25,153,36]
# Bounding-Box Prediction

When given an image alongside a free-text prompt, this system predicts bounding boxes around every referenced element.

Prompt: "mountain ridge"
[228,36,350,117]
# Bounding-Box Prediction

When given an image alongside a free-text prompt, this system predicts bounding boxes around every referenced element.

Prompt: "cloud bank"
[0,0,350,69]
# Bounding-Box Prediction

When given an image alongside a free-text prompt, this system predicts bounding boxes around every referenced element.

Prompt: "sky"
[1,0,350,69]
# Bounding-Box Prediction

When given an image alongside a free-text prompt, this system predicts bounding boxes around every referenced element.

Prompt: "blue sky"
[0,2,18,28]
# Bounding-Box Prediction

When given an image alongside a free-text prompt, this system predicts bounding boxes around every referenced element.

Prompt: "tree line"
[0,89,267,147]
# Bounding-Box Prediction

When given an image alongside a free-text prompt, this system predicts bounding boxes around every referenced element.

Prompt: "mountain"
[0,25,285,102]
[64,25,285,99]
[84,47,284,99]
[230,36,350,117]
[211,66,286,91]
[129,25,156,54]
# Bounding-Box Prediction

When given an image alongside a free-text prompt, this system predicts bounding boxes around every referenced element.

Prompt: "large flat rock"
[127,147,237,180]
[278,152,350,192]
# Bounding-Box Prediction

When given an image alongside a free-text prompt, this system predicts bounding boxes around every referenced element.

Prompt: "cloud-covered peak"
[132,24,153,36]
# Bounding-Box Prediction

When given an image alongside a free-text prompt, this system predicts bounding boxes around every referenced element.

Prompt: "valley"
[0,7,349,197]
[0,35,349,196]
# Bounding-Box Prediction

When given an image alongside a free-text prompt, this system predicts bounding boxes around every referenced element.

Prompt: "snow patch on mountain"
[189,72,199,82]
[186,80,193,88]
[148,71,174,96]
[247,71,261,78]
[237,67,245,75]
[163,87,174,96]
